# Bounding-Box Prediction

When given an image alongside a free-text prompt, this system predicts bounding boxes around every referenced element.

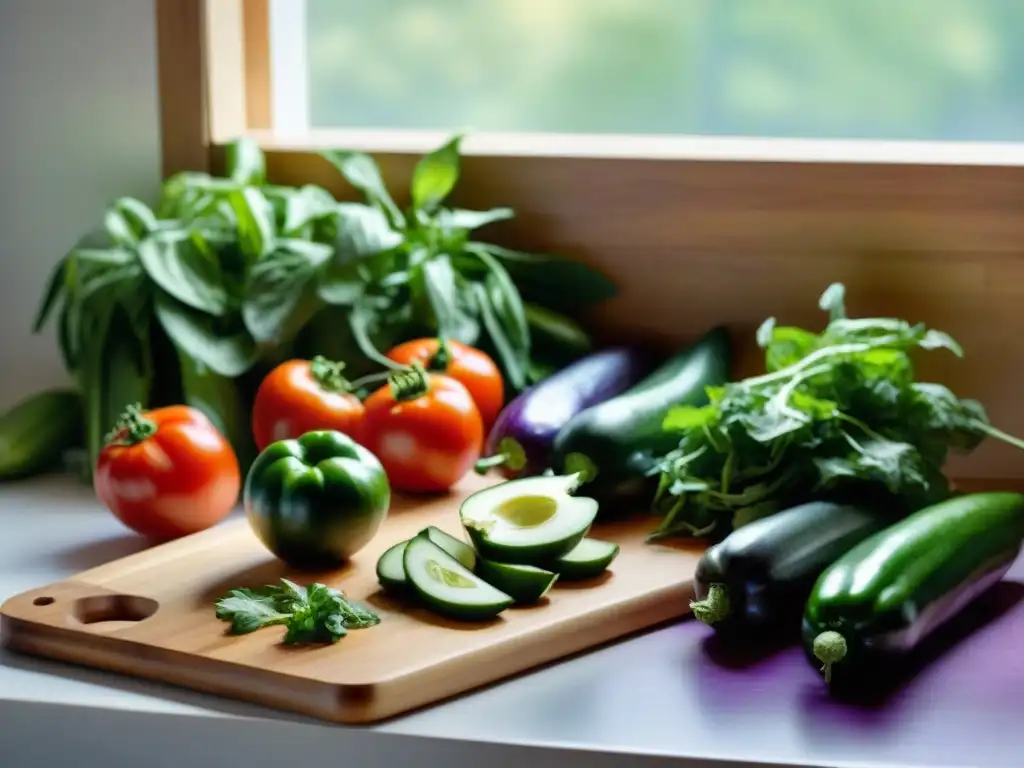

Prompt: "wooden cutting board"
[0,474,703,724]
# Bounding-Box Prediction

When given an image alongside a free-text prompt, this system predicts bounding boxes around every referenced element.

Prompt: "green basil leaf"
[138,231,228,315]
[321,150,403,229]
[464,246,529,352]
[225,137,267,186]
[228,187,275,260]
[472,281,526,391]
[524,302,592,360]
[318,205,402,306]
[242,240,330,344]
[177,354,257,472]
[411,134,463,213]
[33,257,69,333]
[419,254,479,343]
[470,242,616,310]
[436,207,513,232]
[282,184,338,237]
[154,292,258,377]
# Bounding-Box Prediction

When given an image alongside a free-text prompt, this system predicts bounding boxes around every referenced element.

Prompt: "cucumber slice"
[460,473,598,564]
[376,540,409,593]
[475,559,558,604]
[423,525,476,571]
[549,538,620,580]
[403,533,513,621]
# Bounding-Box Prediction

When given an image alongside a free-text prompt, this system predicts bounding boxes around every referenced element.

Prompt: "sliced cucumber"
[424,525,476,571]
[475,559,558,604]
[376,540,409,593]
[548,538,620,580]
[403,532,513,621]
[460,473,598,564]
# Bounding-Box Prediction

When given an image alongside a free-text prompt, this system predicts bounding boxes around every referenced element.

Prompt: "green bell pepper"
[243,430,391,569]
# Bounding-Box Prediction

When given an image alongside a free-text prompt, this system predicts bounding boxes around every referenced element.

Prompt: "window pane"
[306,0,1024,142]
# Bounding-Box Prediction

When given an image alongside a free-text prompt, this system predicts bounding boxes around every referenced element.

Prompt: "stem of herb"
[974,421,1024,452]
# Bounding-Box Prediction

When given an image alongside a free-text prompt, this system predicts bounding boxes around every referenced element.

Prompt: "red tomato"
[386,338,504,431]
[361,373,484,493]
[94,405,241,540]
[251,357,365,451]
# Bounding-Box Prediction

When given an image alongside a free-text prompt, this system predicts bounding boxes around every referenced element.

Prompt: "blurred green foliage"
[306,0,1024,141]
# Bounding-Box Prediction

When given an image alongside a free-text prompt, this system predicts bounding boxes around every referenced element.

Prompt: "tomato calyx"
[425,337,452,372]
[103,403,158,447]
[387,362,431,402]
[309,355,352,393]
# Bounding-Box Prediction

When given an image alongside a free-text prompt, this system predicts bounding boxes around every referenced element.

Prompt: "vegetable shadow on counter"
[800,578,1023,710]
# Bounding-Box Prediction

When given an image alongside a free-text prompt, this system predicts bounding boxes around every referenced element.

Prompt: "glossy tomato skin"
[361,374,484,494]
[94,405,241,540]
[386,339,504,430]
[251,358,365,451]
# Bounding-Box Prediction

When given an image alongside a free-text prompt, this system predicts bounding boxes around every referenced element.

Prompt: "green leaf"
[137,231,228,315]
[436,207,514,232]
[318,205,403,306]
[225,137,266,186]
[477,251,529,353]
[154,292,258,377]
[321,150,403,229]
[411,134,463,213]
[818,282,847,321]
[227,187,275,260]
[472,282,526,391]
[663,404,718,432]
[471,243,616,310]
[762,325,820,372]
[178,354,257,473]
[33,257,68,333]
[418,254,478,343]
[282,184,338,236]
[104,198,158,247]
[919,329,964,357]
[242,239,330,344]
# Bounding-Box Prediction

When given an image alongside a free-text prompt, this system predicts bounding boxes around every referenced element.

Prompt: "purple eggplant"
[474,347,655,479]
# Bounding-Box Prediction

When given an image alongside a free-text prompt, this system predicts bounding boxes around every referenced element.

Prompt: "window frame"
[155,0,1024,489]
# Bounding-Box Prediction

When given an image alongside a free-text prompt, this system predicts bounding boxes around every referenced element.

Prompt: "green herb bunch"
[650,283,1024,542]
[214,578,380,645]
[32,136,614,478]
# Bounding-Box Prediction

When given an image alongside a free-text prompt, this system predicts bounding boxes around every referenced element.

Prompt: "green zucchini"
[0,389,84,479]
[550,326,731,505]
[802,492,1024,687]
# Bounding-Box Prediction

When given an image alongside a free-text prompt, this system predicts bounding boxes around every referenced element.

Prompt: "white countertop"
[1,474,1019,768]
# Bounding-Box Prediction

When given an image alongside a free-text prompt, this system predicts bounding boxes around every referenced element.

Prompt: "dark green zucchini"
[0,389,83,479]
[803,492,1024,686]
[550,326,731,505]
[690,501,891,639]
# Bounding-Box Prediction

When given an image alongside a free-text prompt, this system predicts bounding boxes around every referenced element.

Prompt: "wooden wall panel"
[260,148,1024,483]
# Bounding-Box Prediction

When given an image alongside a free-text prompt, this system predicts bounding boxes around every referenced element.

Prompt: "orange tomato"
[360,372,484,493]
[251,357,365,451]
[386,338,504,431]
[94,405,241,540]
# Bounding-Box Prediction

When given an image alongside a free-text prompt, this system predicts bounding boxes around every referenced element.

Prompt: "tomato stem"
[388,362,431,402]
[309,355,351,393]
[104,403,157,447]
[426,337,452,372]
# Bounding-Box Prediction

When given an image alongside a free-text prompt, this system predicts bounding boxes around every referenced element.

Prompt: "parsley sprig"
[214,578,380,645]
[650,283,1024,542]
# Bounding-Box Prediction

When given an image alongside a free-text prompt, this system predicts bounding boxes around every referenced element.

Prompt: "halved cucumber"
[375,527,476,595]
[403,533,513,621]
[460,473,598,564]
[423,525,476,571]
[475,559,558,604]
[376,540,409,593]
[548,538,620,580]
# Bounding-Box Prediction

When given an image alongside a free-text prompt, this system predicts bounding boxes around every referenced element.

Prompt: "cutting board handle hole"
[72,594,159,626]
[32,596,55,606]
